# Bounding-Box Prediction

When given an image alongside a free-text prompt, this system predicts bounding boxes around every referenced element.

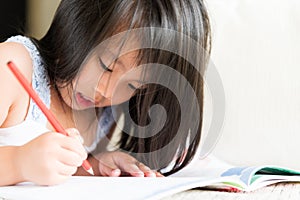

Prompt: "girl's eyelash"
[128,83,137,90]
[99,58,113,72]
[98,57,136,90]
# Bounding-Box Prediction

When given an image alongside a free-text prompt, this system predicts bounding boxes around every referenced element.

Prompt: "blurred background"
[0,0,60,41]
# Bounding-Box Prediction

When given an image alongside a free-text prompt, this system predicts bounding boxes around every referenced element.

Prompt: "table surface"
[162,183,300,200]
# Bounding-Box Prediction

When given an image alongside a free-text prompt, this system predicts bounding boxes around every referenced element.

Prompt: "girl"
[0,0,211,186]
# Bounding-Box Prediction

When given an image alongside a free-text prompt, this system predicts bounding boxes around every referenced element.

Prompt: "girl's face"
[60,49,144,110]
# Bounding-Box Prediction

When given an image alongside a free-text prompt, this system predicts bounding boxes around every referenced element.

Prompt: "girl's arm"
[0,130,88,186]
[0,43,88,186]
[0,42,31,185]
[0,42,32,185]
[0,146,24,185]
[0,42,33,127]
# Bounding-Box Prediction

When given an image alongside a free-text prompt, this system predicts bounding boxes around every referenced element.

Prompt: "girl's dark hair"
[34,0,211,175]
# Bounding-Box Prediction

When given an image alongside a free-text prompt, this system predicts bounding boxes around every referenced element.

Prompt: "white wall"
[205,0,300,169]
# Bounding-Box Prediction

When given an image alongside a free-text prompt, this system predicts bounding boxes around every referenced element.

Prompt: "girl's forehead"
[93,47,139,68]
[95,29,142,53]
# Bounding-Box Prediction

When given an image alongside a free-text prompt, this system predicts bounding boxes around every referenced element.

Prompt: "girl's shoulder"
[0,36,50,127]
[0,38,34,80]
[0,38,34,113]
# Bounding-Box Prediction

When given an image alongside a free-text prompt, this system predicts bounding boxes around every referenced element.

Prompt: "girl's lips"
[75,92,95,107]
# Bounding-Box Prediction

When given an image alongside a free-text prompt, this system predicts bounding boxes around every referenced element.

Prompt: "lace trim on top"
[6,35,50,126]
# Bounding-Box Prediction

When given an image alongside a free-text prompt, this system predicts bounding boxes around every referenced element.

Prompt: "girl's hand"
[95,151,163,177]
[15,128,87,185]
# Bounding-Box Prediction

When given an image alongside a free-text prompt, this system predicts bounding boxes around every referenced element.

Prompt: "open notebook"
[0,157,300,200]
[1,156,300,200]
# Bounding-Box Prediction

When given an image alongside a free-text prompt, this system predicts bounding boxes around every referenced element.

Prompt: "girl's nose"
[95,72,113,100]
[94,86,112,101]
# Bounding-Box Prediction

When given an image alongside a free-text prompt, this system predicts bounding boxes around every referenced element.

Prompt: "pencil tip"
[87,168,95,176]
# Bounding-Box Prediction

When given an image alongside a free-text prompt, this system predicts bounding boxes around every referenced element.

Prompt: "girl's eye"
[99,58,113,72]
[128,83,137,90]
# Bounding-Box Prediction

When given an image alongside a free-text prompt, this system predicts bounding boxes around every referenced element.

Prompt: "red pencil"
[7,61,94,175]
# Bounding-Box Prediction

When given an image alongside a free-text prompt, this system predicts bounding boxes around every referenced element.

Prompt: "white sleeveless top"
[0,35,115,152]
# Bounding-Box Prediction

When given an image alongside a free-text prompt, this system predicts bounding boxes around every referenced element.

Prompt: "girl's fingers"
[96,152,163,177]
[124,165,144,177]
[57,148,85,167]
[58,133,87,160]
[98,160,121,177]
[120,161,155,177]
[154,171,164,177]
[111,155,146,177]
[134,162,164,177]
[110,169,122,177]
[56,160,78,176]
[135,162,156,177]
